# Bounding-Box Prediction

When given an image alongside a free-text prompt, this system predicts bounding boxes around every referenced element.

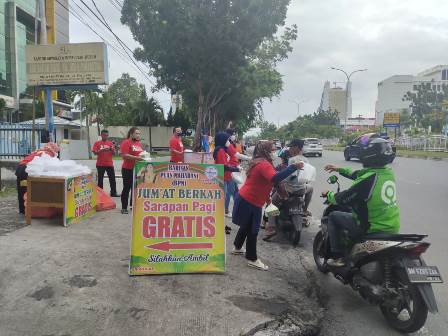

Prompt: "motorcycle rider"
[322,136,400,267]
[263,139,314,241]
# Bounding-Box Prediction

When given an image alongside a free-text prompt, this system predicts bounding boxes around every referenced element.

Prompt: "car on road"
[344,133,396,162]
[303,138,323,157]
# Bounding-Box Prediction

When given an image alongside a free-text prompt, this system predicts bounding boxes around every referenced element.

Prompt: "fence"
[0,124,43,159]
[396,135,448,152]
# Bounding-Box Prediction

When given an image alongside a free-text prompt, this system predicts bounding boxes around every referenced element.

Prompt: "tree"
[122,0,296,147]
[259,121,279,140]
[132,91,165,126]
[403,84,448,132]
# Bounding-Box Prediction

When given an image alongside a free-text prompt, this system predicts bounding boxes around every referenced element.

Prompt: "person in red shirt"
[169,127,184,163]
[223,129,250,219]
[120,127,144,214]
[213,132,240,234]
[92,130,118,197]
[15,142,60,214]
[231,141,303,271]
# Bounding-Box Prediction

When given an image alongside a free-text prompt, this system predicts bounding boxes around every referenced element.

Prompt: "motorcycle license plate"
[406,266,443,283]
[289,208,301,215]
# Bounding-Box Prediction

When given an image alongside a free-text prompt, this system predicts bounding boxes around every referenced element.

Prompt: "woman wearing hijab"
[15,142,60,214]
[231,141,304,271]
[213,132,240,234]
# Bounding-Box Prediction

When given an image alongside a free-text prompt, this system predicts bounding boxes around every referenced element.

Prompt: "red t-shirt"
[92,140,115,167]
[239,160,277,207]
[169,136,184,163]
[215,148,232,181]
[120,139,143,170]
[227,143,239,167]
[19,150,54,166]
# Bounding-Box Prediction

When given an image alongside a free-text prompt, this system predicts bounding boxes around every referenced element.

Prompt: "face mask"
[230,135,236,141]
[225,140,231,148]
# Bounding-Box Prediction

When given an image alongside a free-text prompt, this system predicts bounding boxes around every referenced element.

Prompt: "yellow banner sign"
[383,112,400,127]
[130,162,225,275]
[65,174,97,226]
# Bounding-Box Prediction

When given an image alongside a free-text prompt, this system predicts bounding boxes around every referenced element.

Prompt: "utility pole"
[330,67,367,131]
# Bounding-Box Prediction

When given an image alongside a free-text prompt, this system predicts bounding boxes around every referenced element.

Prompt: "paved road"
[299,150,448,336]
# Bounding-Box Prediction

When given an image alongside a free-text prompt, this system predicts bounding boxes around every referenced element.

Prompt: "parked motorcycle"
[313,175,443,333]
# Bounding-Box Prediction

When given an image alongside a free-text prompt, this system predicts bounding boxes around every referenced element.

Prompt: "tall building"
[0,0,69,120]
[319,81,349,122]
[375,65,448,126]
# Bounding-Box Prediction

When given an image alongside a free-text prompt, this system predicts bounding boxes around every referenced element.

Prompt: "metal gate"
[0,124,43,159]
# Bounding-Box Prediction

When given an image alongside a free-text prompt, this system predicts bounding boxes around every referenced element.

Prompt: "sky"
[69,0,448,127]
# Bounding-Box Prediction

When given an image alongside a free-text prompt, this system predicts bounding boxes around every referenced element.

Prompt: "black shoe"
[225,226,232,235]
[111,193,120,197]
[121,209,129,215]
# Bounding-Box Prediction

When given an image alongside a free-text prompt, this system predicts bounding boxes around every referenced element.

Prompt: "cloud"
[69,0,448,125]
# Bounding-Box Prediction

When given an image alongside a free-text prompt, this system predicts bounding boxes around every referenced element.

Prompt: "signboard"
[26,42,109,86]
[130,162,225,275]
[383,112,400,128]
[65,174,97,226]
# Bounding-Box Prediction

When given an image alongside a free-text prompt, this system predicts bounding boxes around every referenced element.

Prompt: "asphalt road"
[299,150,448,336]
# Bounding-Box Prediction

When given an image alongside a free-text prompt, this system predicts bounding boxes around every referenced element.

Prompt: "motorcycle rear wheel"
[380,271,428,333]
[313,231,329,273]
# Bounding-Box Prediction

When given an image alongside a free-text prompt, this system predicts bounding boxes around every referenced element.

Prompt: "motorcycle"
[313,175,443,333]
[269,161,315,246]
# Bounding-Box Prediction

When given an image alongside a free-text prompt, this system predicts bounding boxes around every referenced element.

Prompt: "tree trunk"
[193,92,205,151]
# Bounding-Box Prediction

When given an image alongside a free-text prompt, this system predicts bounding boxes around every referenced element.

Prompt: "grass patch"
[0,187,16,198]
[396,149,448,159]
[324,145,448,160]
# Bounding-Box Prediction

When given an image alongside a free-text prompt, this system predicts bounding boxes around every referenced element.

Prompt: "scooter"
[273,187,308,246]
[312,175,443,333]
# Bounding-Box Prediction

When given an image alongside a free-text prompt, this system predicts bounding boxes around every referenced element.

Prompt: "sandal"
[262,229,277,241]
[231,247,246,255]
[248,259,269,271]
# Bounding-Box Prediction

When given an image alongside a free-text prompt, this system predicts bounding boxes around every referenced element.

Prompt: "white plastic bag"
[265,203,280,217]
[298,162,316,183]
[231,172,244,186]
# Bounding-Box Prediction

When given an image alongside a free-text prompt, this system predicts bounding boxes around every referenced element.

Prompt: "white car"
[303,138,323,157]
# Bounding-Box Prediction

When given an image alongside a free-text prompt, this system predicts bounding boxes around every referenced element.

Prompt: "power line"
[107,0,121,12]
[78,0,154,84]
[54,0,154,86]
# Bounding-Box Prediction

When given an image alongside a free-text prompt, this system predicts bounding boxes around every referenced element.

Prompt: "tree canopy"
[121,0,296,147]
[403,84,448,133]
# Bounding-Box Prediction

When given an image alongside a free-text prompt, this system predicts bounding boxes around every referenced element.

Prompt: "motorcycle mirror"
[328,175,338,184]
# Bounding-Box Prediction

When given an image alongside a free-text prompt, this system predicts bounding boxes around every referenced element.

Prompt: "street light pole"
[290,99,307,118]
[330,67,367,130]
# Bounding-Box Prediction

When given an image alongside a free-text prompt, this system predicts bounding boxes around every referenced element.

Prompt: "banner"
[130,162,225,275]
[383,112,400,128]
[65,174,97,226]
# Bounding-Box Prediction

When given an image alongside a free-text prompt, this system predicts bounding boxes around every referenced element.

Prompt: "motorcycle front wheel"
[291,215,302,247]
[312,231,329,274]
[380,270,428,333]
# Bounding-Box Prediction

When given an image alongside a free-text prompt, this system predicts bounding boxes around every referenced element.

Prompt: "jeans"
[121,168,133,210]
[224,180,238,213]
[97,166,117,195]
[15,165,27,214]
[327,211,364,255]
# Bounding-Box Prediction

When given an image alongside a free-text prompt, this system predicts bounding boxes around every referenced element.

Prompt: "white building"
[376,65,448,126]
[319,81,349,121]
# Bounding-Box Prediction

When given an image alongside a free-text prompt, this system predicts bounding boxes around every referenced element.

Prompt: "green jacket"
[327,167,400,234]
